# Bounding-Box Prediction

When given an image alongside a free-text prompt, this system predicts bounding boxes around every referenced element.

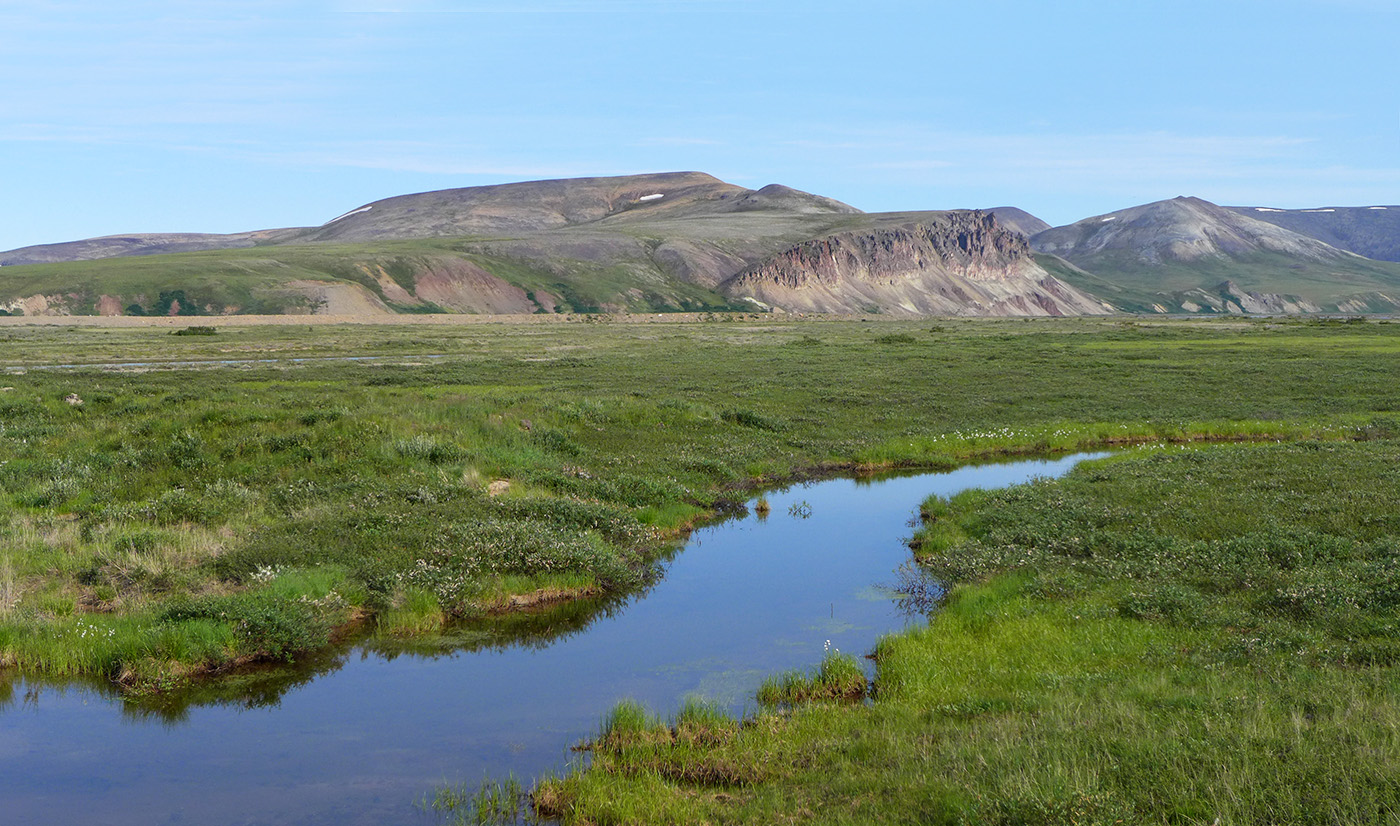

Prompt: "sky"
[1,0,1397,251]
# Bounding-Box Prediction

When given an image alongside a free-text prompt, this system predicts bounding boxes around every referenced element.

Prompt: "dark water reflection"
[0,453,1105,825]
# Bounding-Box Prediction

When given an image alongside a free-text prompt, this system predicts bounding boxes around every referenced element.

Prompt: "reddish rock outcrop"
[721,212,1112,316]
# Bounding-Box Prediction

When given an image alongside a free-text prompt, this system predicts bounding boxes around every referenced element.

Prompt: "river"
[0,453,1105,825]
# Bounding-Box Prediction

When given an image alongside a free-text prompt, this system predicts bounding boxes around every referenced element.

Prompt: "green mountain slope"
[0,173,1109,317]
[1031,197,1400,312]
[10,176,1400,317]
[0,238,747,316]
[1226,205,1400,262]
[0,173,873,315]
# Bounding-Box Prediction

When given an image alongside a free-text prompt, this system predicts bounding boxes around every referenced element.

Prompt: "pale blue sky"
[2,0,1396,251]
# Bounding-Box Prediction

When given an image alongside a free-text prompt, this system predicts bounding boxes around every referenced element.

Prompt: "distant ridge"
[0,173,1096,318]
[7,176,1400,317]
[1030,196,1400,313]
[1031,196,1347,265]
[286,172,861,244]
[985,207,1051,238]
[1224,205,1400,262]
[0,173,862,266]
[0,229,301,267]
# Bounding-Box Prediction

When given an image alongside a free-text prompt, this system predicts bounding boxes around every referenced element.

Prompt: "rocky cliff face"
[720,212,1112,316]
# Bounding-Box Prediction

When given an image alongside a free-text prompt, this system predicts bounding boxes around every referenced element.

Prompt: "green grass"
[544,438,1400,825]
[756,650,866,706]
[5,316,1399,819]
[0,233,746,316]
[1,315,1399,703]
[376,586,445,636]
[1049,247,1400,312]
[421,775,531,826]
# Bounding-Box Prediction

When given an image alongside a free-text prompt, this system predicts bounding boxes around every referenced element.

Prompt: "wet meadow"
[2,314,1399,823]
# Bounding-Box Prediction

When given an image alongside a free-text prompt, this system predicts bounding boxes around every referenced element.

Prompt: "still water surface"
[0,454,1104,825]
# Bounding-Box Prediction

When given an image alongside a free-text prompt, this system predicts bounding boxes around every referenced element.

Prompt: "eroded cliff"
[721,212,1112,316]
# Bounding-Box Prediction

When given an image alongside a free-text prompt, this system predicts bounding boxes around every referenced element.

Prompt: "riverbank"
[2,456,1107,825]
[1,316,1397,696]
[541,439,1400,825]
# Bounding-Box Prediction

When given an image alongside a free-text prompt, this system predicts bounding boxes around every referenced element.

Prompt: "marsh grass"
[854,416,1363,470]
[756,651,866,706]
[907,490,972,555]
[579,697,759,795]
[634,501,706,529]
[377,586,445,636]
[3,317,1400,693]
[423,776,534,826]
[554,439,1400,824]
[594,698,741,750]
[597,699,658,746]
[0,612,235,685]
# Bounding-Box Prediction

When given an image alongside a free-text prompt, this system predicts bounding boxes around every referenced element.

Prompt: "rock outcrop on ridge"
[723,213,1111,316]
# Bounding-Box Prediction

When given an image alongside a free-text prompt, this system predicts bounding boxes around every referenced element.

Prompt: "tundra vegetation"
[1,315,1399,823]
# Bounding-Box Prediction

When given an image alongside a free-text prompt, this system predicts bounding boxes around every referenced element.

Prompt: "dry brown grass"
[0,555,17,616]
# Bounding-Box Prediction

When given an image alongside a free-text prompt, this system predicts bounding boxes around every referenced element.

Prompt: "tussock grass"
[594,697,743,750]
[420,775,533,826]
[0,613,235,682]
[597,699,659,746]
[582,699,761,791]
[756,651,866,706]
[672,697,739,745]
[377,587,444,636]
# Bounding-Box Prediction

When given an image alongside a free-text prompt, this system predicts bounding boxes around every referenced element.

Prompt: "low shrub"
[391,434,465,464]
[721,409,785,432]
[160,592,333,662]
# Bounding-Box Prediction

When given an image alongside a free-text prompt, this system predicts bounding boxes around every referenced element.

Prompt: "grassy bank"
[542,439,1400,824]
[1,316,1398,695]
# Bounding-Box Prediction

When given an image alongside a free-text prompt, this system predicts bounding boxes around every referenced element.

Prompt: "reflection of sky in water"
[0,453,1105,826]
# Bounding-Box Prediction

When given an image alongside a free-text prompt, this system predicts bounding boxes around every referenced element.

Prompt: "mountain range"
[2,172,1397,317]
[1028,196,1400,313]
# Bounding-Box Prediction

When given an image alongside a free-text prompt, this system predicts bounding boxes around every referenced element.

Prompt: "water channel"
[0,453,1105,825]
